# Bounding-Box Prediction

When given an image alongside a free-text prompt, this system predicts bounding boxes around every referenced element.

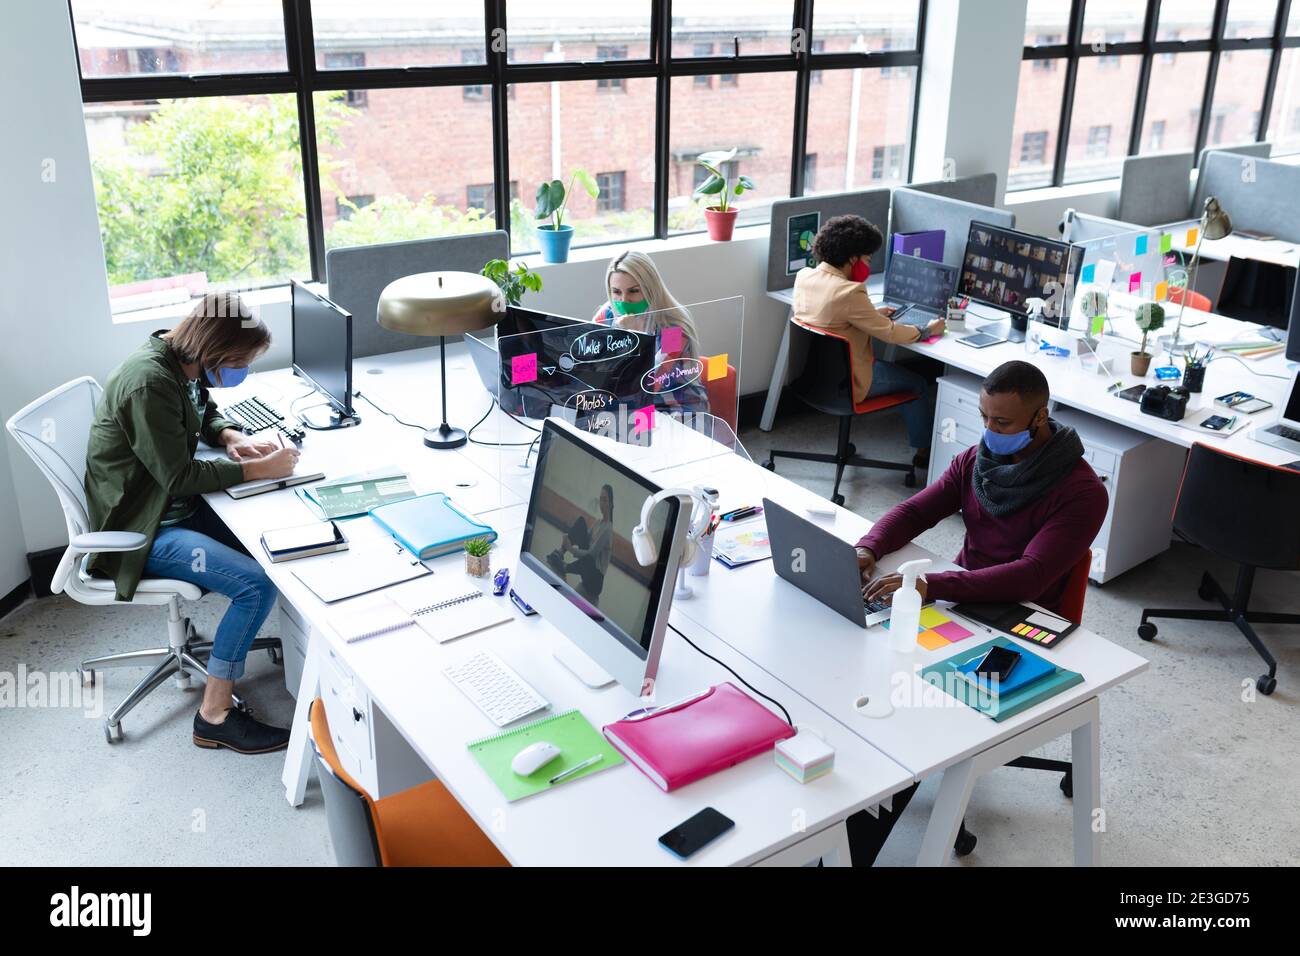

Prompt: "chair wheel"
[104,720,122,744]
[1060,775,1073,798]
[903,471,917,488]
[268,646,282,665]
[1137,622,1157,641]
[1257,674,1277,696]
[1197,581,1215,601]
[954,827,977,857]
[761,457,775,471]
[80,667,96,687]
[831,493,845,506]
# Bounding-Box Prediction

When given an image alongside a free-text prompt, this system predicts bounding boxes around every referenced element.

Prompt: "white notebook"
[332,580,511,644]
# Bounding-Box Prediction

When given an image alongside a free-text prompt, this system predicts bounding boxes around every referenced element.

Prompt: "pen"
[721,505,762,521]
[549,755,602,785]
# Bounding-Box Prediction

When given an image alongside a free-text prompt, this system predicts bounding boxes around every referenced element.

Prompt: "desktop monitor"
[291,279,359,428]
[958,222,1080,325]
[514,419,689,695]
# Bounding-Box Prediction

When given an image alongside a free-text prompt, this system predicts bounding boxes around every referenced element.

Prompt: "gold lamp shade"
[1200,196,1232,241]
[375,270,503,450]
[377,271,500,336]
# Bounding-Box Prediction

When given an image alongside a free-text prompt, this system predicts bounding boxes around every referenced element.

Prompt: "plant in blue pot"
[534,170,599,263]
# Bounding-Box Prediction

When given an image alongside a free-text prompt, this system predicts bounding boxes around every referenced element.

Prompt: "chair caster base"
[954,824,977,857]
[1197,581,1215,602]
[1060,774,1073,798]
[761,457,775,471]
[104,720,123,744]
[268,646,282,665]
[1257,674,1277,696]
[1137,622,1157,641]
[80,667,96,687]
[903,471,917,488]
[831,493,845,506]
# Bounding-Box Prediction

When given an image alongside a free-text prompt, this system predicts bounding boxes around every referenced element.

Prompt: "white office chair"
[5,376,279,744]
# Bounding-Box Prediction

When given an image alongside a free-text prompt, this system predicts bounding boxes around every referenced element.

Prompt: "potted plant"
[464,536,492,578]
[481,258,543,309]
[534,169,599,263]
[1131,301,1165,376]
[693,148,756,241]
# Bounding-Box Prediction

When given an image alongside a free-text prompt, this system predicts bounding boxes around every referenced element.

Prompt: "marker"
[549,755,602,785]
[721,505,762,521]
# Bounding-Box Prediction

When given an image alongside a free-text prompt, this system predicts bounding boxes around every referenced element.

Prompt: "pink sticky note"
[1128,272,1142,293]
[933,620,974,643]
[511,353,537,385]
[661,325,684,354]
[632,405,655,435]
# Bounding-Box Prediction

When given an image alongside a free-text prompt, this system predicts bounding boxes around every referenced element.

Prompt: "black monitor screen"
[520,422,679,657]
[885,254,958,311]
[958,222,1076,320]
[291,280,353,415]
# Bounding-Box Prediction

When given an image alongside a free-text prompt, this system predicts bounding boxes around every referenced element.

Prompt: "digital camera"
[1139,384,1190,421]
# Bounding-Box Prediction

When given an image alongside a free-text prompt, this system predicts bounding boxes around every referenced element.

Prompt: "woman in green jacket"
[85,292,300,753]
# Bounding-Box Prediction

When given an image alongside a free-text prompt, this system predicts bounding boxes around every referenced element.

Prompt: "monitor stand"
[553,644,617,689]
[300,405,361,429]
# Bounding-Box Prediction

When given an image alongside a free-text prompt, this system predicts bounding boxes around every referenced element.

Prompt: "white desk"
[1176,232,1300,271]
[203,343,1147,865]
[204,349,914,867]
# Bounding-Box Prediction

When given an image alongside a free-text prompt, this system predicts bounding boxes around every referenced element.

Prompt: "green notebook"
[920,637,1084,722]
[467,710,624,802]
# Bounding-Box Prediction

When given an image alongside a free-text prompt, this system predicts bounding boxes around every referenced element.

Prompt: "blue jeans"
[867,358,934,450]
[144,504,277,681]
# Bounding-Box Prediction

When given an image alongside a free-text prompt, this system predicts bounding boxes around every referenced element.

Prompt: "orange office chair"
[309,698,509,867]
[704,363,739,435]
[1167,285,1213,313]
[954,549,1092,857]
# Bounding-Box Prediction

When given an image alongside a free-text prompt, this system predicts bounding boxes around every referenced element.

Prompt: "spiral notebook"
[332,579,511,644]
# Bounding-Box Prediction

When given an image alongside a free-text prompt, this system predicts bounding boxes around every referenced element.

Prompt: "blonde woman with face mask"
[593,250,709,414]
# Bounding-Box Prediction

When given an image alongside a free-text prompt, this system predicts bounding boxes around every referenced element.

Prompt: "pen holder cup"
[1183,364,1206,393]
[688,532,714,577]
[946,305,967,328]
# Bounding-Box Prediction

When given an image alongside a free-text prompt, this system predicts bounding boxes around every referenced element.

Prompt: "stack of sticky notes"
[882,606,976,650]
[775,731,835,784]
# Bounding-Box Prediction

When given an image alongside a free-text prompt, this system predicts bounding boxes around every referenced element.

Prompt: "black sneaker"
[193,707,290,754]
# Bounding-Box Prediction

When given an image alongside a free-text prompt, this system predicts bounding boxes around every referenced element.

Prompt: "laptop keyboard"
[1277,425,1300,442]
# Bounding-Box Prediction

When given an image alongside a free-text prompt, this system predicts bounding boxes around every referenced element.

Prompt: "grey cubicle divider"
[765,188,892,292]
[902,172,998,209]
[325,231,509,357]
[1061,209,1140,244]
[1117,151,1193,226]
[888,188,1016,269]
[1193,151,1300,244]
[1191,143,1273,215]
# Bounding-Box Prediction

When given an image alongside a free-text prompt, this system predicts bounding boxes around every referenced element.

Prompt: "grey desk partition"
[1118,151,1193,226]
[903,172,998,209]
[1061,209,1140,243]
[1192,143,1273,215]
[1193,151,1300,244]
[889,188,1016,269]
[325,231,509,357]
[765,188,892,292]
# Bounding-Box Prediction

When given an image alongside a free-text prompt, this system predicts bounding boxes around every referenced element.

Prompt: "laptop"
[763,498,893,627]
[879,253,958,329]
[1252,369,1300,455]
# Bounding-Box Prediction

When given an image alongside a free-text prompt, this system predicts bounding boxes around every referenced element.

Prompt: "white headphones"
[632,485,718,567]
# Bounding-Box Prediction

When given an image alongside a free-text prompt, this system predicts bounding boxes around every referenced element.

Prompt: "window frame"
[72,0,928,285]
[1015,0,1299,192]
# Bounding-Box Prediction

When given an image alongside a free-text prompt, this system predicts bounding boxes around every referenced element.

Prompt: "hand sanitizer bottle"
[888,559,930,653]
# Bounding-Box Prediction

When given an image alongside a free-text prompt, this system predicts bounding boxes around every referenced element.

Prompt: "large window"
[73,1,926,299]
[1008,0,1300,192]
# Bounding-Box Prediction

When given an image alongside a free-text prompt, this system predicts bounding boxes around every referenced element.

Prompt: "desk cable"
[667,622,793,726]
[352,389,430,431]
[467,399,540,449]
[1206,352,1295,380]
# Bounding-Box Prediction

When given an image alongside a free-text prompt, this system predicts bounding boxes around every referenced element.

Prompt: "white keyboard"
[442,650,550,726]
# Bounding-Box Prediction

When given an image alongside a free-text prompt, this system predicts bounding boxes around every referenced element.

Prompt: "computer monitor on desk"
[291,280,360,429]
[958,222,1080,342]
[515,419,690,694]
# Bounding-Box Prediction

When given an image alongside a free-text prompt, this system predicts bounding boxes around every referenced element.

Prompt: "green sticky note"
[1159,233,1173,254]
[1090,313,1106,335]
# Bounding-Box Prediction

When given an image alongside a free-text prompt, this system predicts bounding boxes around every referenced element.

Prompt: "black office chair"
[1138,443,1300,695]
[763,320,918,504]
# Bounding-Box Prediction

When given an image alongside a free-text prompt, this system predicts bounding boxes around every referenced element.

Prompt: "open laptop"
[763,498,894,627]
[1252,369,1300,456]
[878,253,958,329]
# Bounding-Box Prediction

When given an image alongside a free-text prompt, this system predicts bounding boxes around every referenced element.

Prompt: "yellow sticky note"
[706,353,728,381]
[919,607,948,629]
[1155,280,1168,301]
[1186,227,1199,247]
[917,629,949,651]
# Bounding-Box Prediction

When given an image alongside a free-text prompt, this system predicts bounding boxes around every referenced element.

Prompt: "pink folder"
[602,682,796,791]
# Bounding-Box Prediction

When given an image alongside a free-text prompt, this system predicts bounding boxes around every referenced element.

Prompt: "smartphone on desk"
[973,645,1022,683]
[659,807,735,860]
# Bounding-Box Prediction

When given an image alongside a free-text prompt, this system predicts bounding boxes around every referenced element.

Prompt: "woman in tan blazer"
[792,215,944,467]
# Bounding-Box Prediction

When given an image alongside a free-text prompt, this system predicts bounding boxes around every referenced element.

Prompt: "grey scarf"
[972,420,1084,517]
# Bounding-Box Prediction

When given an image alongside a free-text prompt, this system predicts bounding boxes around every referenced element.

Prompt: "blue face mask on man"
[204,365,250,389]
[983,407,1045,456]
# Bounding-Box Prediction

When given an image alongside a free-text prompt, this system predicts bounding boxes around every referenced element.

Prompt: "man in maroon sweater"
[859,360,1107,617]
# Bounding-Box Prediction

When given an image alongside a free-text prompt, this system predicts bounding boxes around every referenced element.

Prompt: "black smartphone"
[974,645,1022,683]
[659,807,735,859]
[1116,384,1147,403]
[1200,415,1232,431]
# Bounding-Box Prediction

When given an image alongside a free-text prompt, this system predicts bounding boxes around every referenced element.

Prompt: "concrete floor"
[3,403,1298,866]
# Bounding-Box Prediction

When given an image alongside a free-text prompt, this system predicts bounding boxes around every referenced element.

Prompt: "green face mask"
[611,298,650,316]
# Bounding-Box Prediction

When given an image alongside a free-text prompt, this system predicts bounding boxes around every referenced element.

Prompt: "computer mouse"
[511,741,562,777]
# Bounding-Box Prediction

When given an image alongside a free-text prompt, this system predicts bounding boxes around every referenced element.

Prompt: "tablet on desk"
[956,331,1006,349]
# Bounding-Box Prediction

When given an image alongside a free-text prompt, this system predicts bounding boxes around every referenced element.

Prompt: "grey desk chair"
[5,376,280,744]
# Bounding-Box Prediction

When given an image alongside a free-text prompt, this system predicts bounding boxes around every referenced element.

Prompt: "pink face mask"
[849,259,871,283]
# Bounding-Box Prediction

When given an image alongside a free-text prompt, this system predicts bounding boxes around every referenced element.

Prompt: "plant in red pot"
[693,148,756,241]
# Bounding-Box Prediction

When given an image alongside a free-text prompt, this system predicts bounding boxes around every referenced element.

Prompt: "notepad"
[291,542,430,604]
[330,579,510,644]
[468,710,624,802]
